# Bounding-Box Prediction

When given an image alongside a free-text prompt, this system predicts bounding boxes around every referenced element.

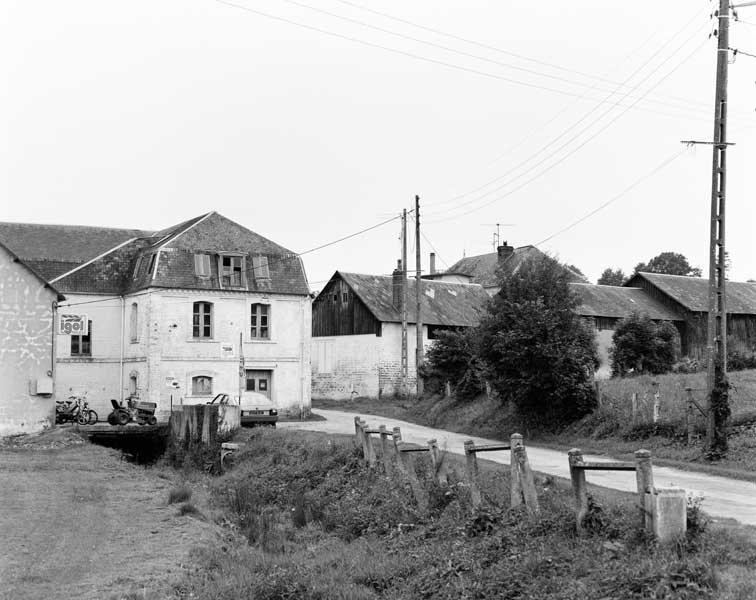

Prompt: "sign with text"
[58,314,88,336]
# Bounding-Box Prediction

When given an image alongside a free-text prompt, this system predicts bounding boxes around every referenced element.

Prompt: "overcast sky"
[2,0,755,288]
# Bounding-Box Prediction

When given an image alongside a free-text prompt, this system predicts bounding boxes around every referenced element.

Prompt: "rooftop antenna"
[481,223,515,251]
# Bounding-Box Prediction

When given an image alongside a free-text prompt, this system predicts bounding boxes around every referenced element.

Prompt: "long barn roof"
[627,272,756,314]
[570,283,682,321]
[334,271,490,327]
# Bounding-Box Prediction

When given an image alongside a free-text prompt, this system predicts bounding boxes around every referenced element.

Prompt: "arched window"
[192,376,213,396]
[192,301,213,338]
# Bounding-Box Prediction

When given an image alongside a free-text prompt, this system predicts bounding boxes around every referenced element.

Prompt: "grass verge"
[169,429,756,599]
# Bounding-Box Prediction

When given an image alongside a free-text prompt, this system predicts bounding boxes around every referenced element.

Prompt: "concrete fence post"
[427,438,447,486]
[513,444,540,515]
[464,440,482,510]
[391,427,402,457]
[354,416,364,450]
[634,449,654,529]
[652,382,661,424]
[509,433,523,508]
[631,393,638,425]
[647,487,687,543]
[568,448,588,530]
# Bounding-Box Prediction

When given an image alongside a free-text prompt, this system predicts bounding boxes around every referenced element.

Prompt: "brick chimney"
[392,259,403,308]
[429,252,436,275]
[497,241,514,265]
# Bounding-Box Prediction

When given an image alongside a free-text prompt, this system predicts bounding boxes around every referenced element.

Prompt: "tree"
[609,312,678,377]
[566,264,586,279]
[421,329,485,400]
[597,268,626,286]
[634,252,702,277]
[477,254,599,428]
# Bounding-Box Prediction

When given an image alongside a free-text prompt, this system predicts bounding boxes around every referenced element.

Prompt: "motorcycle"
[55,397,98,425]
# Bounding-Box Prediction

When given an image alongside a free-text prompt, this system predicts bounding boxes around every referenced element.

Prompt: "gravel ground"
[0,428,214,600]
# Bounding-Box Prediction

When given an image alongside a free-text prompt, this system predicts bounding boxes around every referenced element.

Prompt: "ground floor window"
[245,370,271,397]
[192,375,213,396]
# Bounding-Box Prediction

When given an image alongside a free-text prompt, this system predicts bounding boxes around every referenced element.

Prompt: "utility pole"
[705,0,731,455]
[401,209,408,399]
[415,195,423,398]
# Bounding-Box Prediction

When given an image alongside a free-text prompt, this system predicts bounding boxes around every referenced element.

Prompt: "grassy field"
[167,429,756,599]
[312,369,756,478]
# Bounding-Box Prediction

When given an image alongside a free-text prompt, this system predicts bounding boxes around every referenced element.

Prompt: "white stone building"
[0,213,312,421]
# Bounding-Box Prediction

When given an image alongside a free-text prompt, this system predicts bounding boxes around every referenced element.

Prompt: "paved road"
[281,408,756,527]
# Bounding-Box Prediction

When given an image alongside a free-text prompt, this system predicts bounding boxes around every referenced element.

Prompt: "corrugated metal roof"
[447,245,587,288]
[337,272,490,327]
[570,283,682,321]
[628,272,756,314]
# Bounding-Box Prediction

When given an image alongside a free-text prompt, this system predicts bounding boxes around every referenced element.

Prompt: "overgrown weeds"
[167,429,756,600]
[167,484,191,505]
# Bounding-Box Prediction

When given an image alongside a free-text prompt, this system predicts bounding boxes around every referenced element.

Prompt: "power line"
[730,47,756,59]
[271,0,724,120]
[423,35,709,222]
[297,214,400,256]
[423,13,711,213]
[335,0,728,115]
[532,148,687,247]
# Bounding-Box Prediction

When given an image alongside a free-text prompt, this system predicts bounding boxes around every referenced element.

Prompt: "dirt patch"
[0,430,216,600]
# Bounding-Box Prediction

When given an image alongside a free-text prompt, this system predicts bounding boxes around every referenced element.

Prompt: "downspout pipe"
[119,296,125,402]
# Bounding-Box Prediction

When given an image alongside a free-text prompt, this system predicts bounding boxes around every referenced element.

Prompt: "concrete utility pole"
[401,209,409,399]
[705,0,731,454]
[415,195,424,397]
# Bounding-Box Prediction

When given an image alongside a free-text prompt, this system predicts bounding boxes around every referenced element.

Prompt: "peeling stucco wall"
[0,245,57,436]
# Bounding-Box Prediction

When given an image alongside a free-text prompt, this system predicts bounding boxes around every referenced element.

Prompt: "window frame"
[252,255,271,281]
[191,375,213,396]
[217,253,246,289]
[250,303,271,340]
[192,301,214,339]
[129,302,138,343]
[194,253,211,278]
[70,320,93,357]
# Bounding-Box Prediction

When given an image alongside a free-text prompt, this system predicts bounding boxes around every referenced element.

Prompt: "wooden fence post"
[685,389,695,445]
[379,425,392,472]
[513,444,540,515]
[427,439,447,486]
[354,416,364,450]
[634,449,654,529]
[363,429,377,467]
[391,427,402,458]
[509,433,523,508]
[568,448,588,530]
[464,440,482,510]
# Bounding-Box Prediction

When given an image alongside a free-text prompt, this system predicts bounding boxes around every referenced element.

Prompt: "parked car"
[207,393,278,427]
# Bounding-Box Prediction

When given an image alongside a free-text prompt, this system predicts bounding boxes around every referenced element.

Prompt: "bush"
[421,329,485,400]
[610,312,679,377]
[477,254,599,428]
[168,484,192,504]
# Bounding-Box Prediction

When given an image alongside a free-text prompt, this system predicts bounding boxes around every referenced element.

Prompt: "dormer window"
[219,254,245,288]
[194,254,211,277]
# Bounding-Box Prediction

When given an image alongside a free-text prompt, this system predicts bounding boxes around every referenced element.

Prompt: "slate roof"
[446,245,587,288]
[570,283,682,321]
[0,213,309,297]
[627,272,756,314]
[337,272,490,327]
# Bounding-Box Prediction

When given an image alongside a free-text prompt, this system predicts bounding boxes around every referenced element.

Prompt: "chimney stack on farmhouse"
[429,252,436,275]
[392,259,403,308]
[497,242,514,265]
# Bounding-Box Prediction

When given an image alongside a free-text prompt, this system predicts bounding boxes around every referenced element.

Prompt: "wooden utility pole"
[415,195,424,397]
[705,0,731,455]
[401,209,408,399]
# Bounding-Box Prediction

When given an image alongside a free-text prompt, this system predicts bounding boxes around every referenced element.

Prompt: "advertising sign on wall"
[58,314,88,335]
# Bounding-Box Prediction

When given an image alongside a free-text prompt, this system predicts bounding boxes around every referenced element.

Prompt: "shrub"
[168,484,192,504]
[610,312,679,377]
[421,329,485,400]
[477,254,599,428]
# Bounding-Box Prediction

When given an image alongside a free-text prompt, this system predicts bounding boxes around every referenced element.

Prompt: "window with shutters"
[194,254,211,277]
[250,303,270,339]
[219,255,245,288]
[71,321,93,356]
[132,256,142,280]
[252,255,270,280]
[192,301,213,339]
[147,253,157,275]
